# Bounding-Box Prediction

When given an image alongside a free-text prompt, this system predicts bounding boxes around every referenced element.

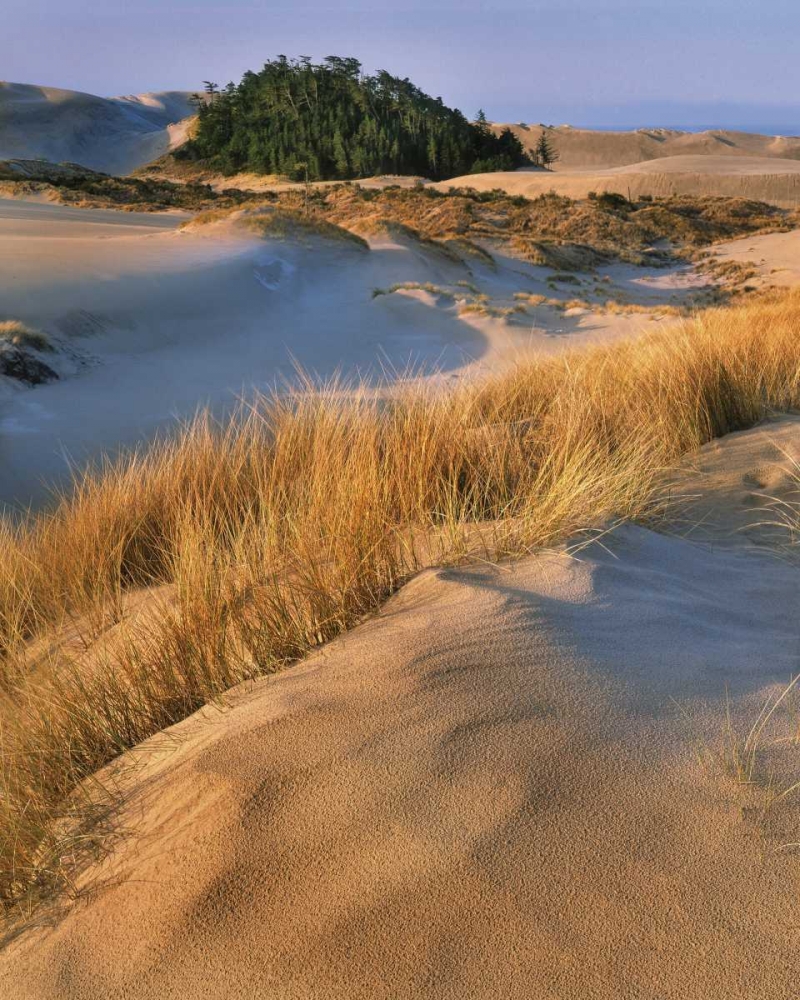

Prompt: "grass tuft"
[0,321,52,352]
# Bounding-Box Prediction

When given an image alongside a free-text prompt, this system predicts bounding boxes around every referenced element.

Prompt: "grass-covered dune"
[3,160,793,272]
[2,289,800,914]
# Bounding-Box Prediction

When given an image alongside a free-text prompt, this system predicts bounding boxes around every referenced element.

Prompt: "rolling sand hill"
[4,416,800,999]
[435,155,800,208]
[419,123,800,208]
[0,83,196,175]
[494,122,800,169]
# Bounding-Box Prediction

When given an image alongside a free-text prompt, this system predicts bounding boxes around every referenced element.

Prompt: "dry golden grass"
[674,675,800,843]
[185,206,369,249]
[0,321,51,352]
[3,290,800,915]
[676,676,800,787]
[372,282,456,300]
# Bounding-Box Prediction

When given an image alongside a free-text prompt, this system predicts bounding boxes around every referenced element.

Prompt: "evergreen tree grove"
[176,56,530,181]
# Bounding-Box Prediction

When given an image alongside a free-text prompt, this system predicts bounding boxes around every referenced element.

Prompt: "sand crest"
[0,83,196,175]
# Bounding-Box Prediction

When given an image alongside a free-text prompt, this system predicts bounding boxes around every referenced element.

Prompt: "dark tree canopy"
[534,129,559,169]
[176,56,529,181]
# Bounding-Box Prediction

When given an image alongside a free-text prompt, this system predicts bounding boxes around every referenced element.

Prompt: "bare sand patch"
[669,413,800,549]
[435,156,800,208]
[704,227,800,291]
[0,83,196,176]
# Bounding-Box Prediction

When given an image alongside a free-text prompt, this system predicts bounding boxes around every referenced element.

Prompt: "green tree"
[332,130,349,176]
[534,129,559,169]
[178,57,530,181]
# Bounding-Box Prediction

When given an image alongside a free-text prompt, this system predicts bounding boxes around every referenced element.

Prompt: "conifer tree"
[534,129,559,169]
[179,58,530,181]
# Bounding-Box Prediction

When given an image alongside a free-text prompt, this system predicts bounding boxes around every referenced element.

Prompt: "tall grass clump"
[2,290,800,913]
[0,321,51,352]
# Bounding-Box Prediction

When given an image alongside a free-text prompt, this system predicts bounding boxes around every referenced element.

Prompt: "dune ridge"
[1,283,800,935]
[436,155,800,208]
[493,122,800,169]
[0,83,196,175]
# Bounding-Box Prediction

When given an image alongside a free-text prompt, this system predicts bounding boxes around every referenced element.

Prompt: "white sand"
[0,200,683,511]
[0,83,196,175]
[4,418,800,998]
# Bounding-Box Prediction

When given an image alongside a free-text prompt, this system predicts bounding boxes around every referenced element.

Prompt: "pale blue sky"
[4,0,800,130]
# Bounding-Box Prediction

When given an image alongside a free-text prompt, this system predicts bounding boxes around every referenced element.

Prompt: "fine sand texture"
[0,83,196,175]
[0,199,690,510]
[435,155,800,208]
[4,418,800,999]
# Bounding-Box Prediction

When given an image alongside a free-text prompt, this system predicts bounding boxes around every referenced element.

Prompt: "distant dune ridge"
[465,124,800,208]
[492,122,800,169]
[435,155,800,209]
[0,83,196,175]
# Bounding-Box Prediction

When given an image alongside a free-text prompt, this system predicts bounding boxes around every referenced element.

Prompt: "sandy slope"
[0,200,688,511]
[671,415,800,549]
[434,155,800,207]
[707,227,800,289]
[0,83,196,175]
[494,123,800,169]
[4,418,799,999]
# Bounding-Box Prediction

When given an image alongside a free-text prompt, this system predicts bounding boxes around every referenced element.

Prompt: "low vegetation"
[3,289,800,916]
[0,321,51,352]
[278,186,796,268]
[372,282,456,300]
[185,206,370,248]
[0,161,258,213]
[674,675,800,841]
[2,161,791,272]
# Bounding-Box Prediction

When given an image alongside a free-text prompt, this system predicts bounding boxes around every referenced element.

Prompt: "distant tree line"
[177,56,530,181]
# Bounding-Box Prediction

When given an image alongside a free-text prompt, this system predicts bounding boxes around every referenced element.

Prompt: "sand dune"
[708,227,800,288]
[435,155,800,207]
[4,418,799,999]
[0,83,196,175]
[0,199,693,510]
[494,122,800,169]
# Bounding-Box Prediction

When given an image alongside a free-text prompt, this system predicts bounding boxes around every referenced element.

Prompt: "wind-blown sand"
[4,418,799,999]
[0,199,693,510]
[0,83,196,175]
[435,155,800,208]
